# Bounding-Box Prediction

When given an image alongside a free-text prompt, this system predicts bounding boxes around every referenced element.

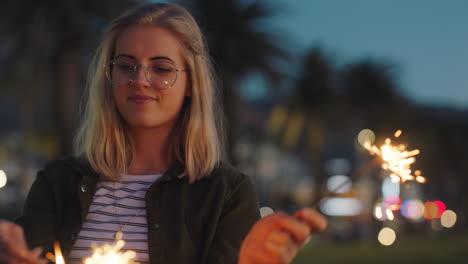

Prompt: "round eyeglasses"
[105,59,186,90]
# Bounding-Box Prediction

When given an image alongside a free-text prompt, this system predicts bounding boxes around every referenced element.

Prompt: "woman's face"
[112,25,189,132]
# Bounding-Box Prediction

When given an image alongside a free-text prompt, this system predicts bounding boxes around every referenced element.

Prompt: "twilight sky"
[263,0,468,109]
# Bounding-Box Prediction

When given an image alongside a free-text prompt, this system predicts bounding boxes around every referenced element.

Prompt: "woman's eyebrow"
[149,56,175,63]
[115,53,135,60]
[114,54,176,63]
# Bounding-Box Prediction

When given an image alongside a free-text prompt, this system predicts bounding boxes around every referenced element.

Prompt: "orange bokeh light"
[423,201,446,219]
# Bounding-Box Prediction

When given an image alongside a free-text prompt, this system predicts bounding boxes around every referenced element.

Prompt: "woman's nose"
[131,66,151,88]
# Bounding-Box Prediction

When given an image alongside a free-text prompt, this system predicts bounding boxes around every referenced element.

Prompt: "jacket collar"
[61,155,186,181]
[158,160,186,182]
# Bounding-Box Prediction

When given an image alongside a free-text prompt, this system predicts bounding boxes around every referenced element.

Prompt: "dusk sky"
[263,0,468,109]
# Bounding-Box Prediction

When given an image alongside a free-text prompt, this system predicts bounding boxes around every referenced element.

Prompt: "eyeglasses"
[105,59,186,90]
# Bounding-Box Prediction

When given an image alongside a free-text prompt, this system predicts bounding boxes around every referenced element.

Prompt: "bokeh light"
[424,201,446,219]
[320,198,363,216]
[441,210,457,228]
[378,227,396,246]
[384,194,402,211]
[357,129,375,146]
[382,177,400,198]
[400,200,424,220]
[0,170,7,188]
[326,175,351,193]
[374,205,383,220]
[433,201,446,218]
[386,208,394,221]
[374,201,396,221]
[259,206,274,218]
[423,202,438,219]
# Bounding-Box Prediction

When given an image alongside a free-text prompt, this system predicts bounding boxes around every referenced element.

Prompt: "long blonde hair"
[74,3,224,183]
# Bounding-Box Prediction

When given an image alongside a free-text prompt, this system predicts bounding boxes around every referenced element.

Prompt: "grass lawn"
[293,230,468,264]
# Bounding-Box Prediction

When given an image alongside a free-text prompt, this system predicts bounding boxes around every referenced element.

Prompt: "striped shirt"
[68,173,162,264]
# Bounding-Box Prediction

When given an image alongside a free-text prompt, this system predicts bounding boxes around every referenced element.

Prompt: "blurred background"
[1,0,467,263]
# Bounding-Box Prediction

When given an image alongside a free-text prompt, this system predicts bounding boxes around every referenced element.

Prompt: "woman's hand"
[238,208,327,264]
[0,220,46,264]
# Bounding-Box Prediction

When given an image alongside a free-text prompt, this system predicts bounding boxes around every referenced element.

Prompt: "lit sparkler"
[84,232,138,264]
[50,232,139,264]
[314,129,426,216]
[363,130,426,184]
[50,242,66,264]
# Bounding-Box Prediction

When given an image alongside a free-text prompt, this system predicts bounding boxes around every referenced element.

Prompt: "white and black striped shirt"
[68,174,162,264]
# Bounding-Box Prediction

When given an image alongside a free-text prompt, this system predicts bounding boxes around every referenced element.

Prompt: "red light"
[433,200,446,218]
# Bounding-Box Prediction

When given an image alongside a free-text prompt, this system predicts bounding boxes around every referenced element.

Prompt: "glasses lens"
[148,61,177,90]
[107,60,134,88]
[105,60,179,90]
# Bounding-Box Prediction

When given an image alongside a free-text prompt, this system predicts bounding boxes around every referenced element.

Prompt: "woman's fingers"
[239,209,328,264]
[264,239,297,264]
[31,247,44,258]
[0,221,46,264]
[267,230,293,246]
[294,208,328,232]
[268,213,311,243]
[265,231,298,263]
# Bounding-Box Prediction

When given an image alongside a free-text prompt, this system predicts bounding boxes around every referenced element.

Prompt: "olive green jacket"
[16,156,260,264]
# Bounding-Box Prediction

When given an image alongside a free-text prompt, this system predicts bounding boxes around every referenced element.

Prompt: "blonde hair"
[74,3,224,183]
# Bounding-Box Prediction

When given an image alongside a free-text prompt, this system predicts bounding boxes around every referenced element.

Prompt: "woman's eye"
[116,63,133,71]
[153,66,172,73]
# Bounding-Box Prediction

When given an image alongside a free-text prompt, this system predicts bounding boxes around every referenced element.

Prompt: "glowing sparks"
[416,176,426,183]
[415,170,426,183]
[84,232,139,264]
[54,242,65,264]
[363,130,425,183]
[49,232,138,264]
[394,129,402,138]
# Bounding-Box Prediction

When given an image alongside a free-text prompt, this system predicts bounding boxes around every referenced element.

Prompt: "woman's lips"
[128,94,156,104]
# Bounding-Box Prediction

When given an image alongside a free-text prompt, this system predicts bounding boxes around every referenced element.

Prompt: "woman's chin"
[125,119,174,131]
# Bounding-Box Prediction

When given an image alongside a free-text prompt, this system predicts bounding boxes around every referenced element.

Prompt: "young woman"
[0,3,326,264]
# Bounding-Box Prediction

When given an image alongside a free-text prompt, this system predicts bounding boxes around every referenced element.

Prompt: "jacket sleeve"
[15,169,56,254]
[204,174,261,264]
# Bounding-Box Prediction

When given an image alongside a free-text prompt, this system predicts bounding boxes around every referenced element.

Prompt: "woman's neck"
[126,127,171,175]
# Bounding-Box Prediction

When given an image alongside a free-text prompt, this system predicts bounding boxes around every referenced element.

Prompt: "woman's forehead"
[114,25,185,65]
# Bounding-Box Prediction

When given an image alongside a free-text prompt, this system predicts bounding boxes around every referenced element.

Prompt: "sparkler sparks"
[84,232,139,264]
[50,232,139,264]
[51,242,65,264]
[363,130,426,184]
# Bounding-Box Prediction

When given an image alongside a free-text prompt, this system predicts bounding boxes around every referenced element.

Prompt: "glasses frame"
[105,59,186,90]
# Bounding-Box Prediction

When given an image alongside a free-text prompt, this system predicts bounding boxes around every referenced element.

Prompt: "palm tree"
[181,0,290,162]
[340,58,418,141]
[292,47,336,110]
[0,0,136,156]
[340,59,404,119]
[263,47,336,198]
[289,47,336,191]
